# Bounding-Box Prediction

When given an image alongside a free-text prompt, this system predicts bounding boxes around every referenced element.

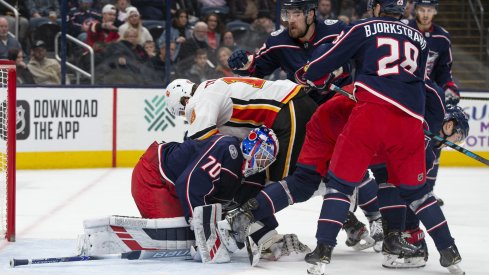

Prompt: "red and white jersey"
[185,77,302,140]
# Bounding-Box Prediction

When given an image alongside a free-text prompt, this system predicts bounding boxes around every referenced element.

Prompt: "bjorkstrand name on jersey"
[364,22,427,50]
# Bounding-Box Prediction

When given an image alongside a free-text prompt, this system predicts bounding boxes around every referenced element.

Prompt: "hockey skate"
[382,230,426,269]
[369,217,384,252]
[305,243,333,275]
[260,232,311,261]
[403,227,429,262]
[343,212,375,251]
[224,198,258,244]
[439,244,465,274]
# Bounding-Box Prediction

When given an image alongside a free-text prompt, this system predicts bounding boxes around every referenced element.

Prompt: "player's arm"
[433,34,459,104]
[186,100,220,140]
[300,26,363,89]
[228,36,282,78]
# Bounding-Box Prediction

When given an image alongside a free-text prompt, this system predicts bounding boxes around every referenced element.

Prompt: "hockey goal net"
[0,61,16,242]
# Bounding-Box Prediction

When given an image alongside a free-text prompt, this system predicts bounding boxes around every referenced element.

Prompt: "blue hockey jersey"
[407,20,455,89]
[249,19,347,81]
[158,135,244,220]
[304,17,429,121]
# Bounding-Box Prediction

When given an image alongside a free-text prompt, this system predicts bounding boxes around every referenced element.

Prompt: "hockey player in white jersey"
[165,77,317,182]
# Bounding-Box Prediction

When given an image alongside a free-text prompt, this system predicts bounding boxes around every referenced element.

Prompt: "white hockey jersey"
[185,77,302,140]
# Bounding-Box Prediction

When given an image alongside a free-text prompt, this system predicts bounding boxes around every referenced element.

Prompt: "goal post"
[0,60,16,242]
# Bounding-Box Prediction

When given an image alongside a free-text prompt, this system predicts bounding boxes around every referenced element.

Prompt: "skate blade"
[447,264,465,275]
[373,241,382,253]
[307,262,326,275]
[351,235,376,251]
[382,254,426,269]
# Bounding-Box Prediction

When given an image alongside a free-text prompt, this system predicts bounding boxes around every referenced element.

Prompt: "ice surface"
[0,167,487,275]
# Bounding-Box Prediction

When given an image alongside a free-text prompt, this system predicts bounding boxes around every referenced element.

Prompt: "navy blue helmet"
[414,0,439,6]
[368,0,407,14]
[444,104,470,143]
[281,0,318,10]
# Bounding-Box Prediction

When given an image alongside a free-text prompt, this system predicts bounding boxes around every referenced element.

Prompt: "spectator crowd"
[0,0,416,85]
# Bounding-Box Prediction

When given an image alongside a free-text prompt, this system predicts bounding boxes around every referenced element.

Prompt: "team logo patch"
[229,144,238,159]
[271,28,284,36]
[324,19,338,25]
[190,109,196,124]
[417,173,424,182]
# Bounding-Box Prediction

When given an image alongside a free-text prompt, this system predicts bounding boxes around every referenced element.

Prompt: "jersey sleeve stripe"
[191,127,219,140]
[158,143,175,186]
[282,85,303,104]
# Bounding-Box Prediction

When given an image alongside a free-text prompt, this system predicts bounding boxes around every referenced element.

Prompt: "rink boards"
[14,87,489,169]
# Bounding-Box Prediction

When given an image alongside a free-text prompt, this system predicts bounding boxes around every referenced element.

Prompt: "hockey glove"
[295,65,344,91]
[228,50,253,75]
[444,83,460,105]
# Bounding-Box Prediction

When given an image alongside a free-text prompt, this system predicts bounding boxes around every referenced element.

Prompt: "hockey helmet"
[281,0,318,21]
[241,126,279,177]
[164,79,196,116]
[414,0,439,7]
[443,104,470,144]
[368,0,407,15]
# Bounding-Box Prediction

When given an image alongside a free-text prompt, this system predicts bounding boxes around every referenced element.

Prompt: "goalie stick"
[328,84,489,166]
[10,248,192,268]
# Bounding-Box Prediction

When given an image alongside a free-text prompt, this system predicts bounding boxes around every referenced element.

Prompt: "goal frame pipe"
[6,61,16,242]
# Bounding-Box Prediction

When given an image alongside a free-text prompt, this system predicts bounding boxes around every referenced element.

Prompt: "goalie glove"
[259,230,311,261]
[228,50,254,76]
[444,82,460,105]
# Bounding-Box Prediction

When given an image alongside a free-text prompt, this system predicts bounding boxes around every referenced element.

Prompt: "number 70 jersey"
[185,77,303,140]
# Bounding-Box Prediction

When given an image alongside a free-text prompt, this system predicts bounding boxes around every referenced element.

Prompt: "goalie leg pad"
[192,204,231,263]
[77,215,194,256]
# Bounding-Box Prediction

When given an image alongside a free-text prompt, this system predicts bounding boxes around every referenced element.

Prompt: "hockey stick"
[460,96,489,101]
[328,84,489,166]
[10,248,192,268]
[424,130,489,166]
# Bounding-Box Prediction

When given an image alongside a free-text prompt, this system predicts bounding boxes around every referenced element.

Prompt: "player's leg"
[268,91,317,181]
[387,114,463,273]
[131,142,183,218]
[306,102,381,273]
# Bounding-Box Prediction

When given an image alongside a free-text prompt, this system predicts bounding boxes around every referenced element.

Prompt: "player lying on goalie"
[77,126,311,263]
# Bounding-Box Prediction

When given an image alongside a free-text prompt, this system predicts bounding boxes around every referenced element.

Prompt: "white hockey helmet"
[165,79,196,116]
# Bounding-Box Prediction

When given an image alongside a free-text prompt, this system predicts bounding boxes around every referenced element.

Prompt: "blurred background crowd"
[0,0,418,86]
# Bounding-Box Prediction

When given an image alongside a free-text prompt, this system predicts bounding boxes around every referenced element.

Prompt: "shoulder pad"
[438,25,450,35]
[271,28,285,36]
[324,19,339,25]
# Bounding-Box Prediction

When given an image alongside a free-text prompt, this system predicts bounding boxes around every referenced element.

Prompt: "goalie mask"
[165,79,196,116]
[241,126,279,177]
[442,104,470,145]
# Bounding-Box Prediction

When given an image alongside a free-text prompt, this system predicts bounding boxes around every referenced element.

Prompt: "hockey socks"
[315,179,354,246]
[411,195,454,251]
[252,167,322,221]
[377,183,406,231]
[357,176,381,221]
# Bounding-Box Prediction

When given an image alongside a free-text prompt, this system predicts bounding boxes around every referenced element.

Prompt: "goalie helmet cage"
[0,60,16,242]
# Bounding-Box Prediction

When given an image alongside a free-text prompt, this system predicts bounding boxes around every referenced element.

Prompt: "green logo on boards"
[144,95,175,132]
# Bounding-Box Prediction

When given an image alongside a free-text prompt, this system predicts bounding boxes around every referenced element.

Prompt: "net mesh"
[0,66,10,239]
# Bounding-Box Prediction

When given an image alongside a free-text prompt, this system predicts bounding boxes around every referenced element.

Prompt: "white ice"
[0,167,487,275]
